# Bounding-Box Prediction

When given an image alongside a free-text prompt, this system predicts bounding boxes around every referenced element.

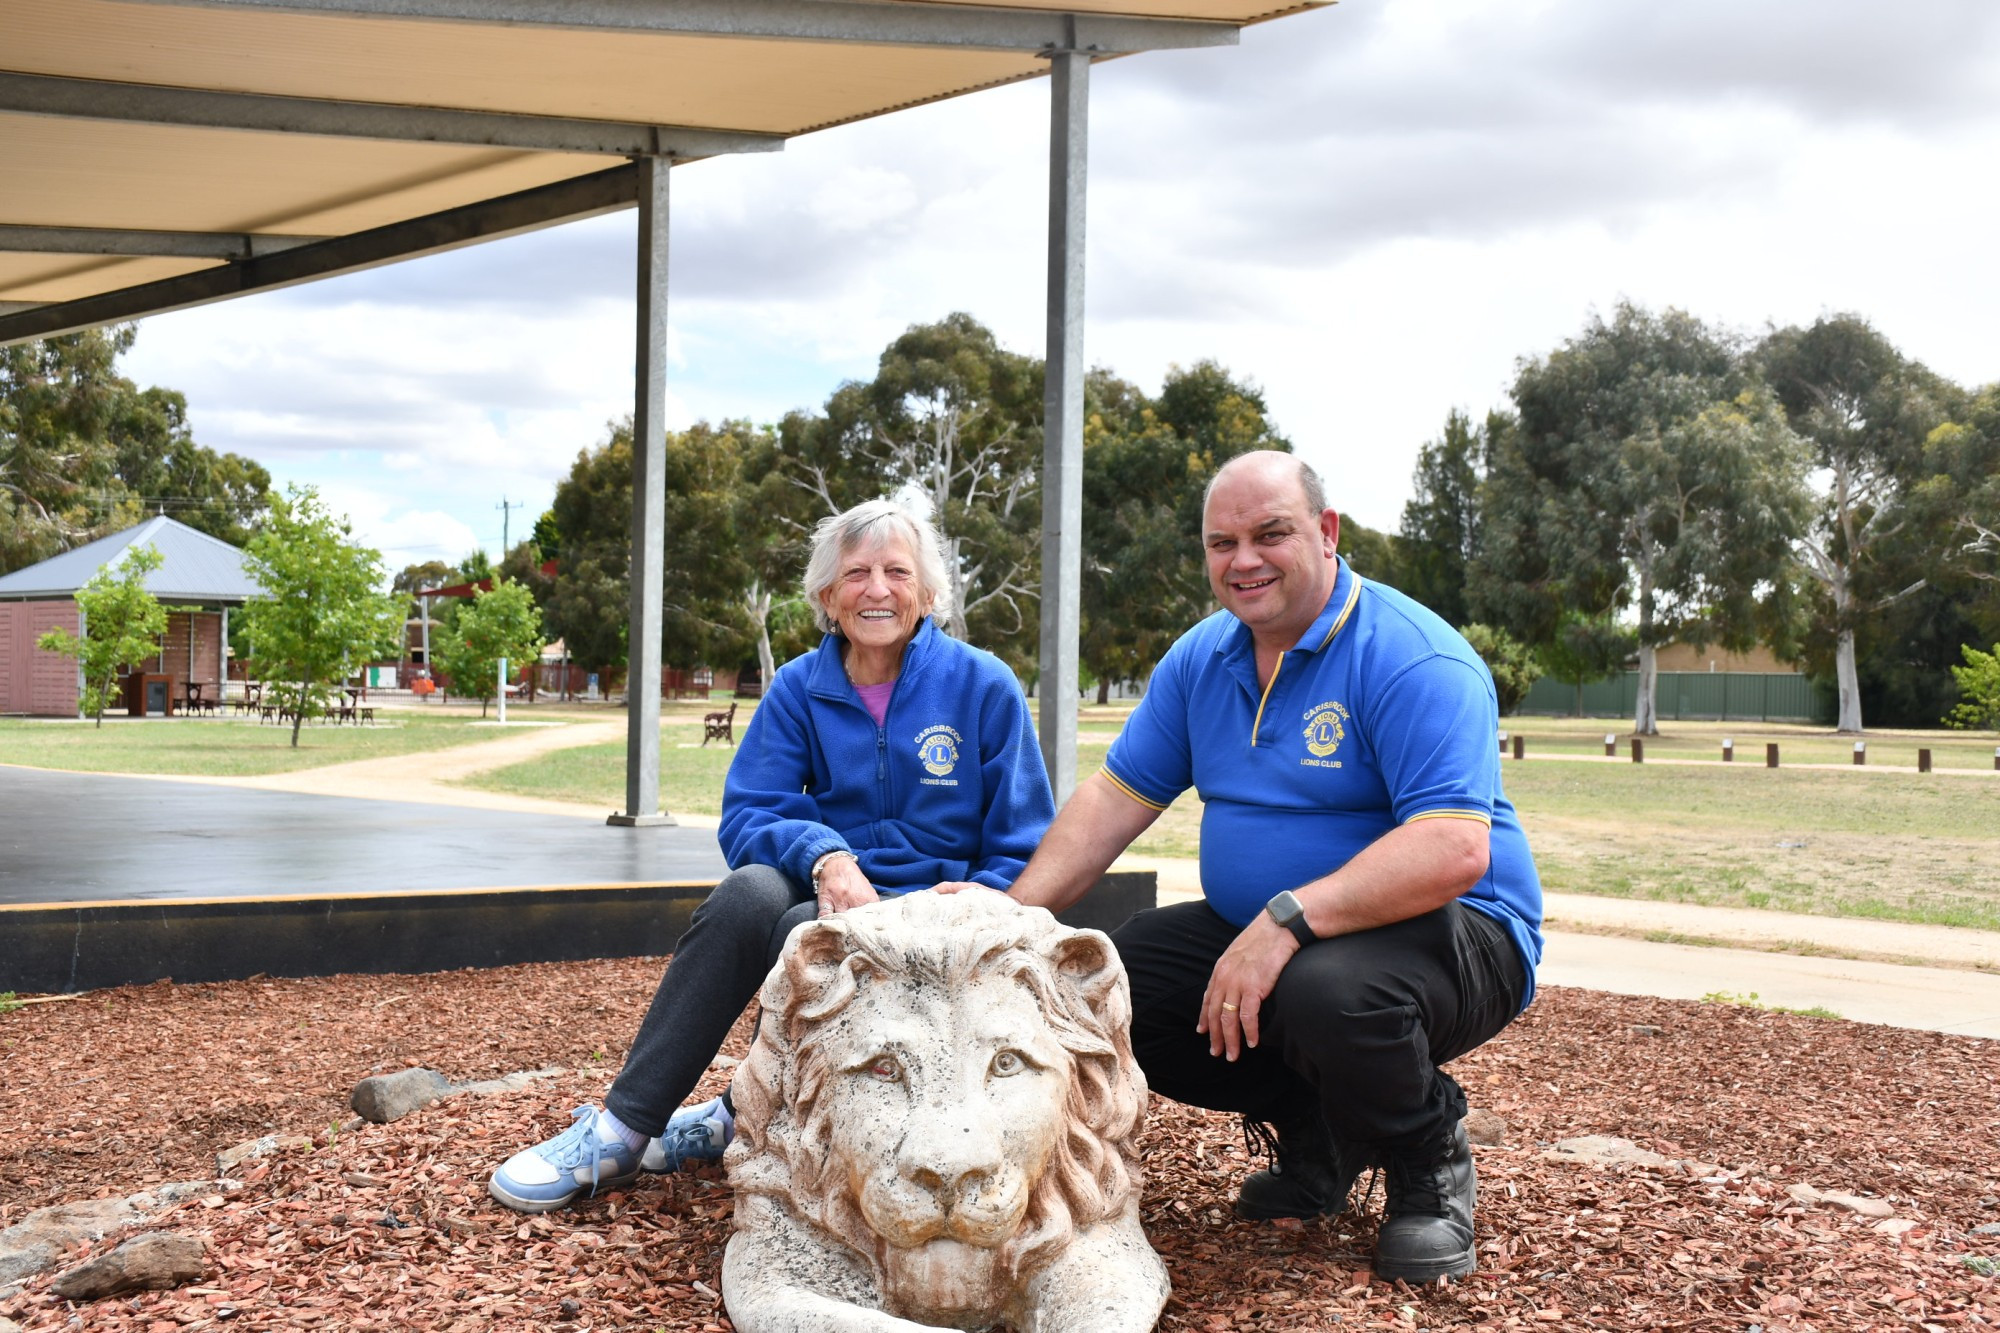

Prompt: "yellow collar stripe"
[1101,766,1169,812]
[1318,574,1364,651]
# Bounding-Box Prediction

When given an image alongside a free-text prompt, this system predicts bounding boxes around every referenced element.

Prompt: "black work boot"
[1374,1120,1477,1282]
[1234,1112,1364,1221]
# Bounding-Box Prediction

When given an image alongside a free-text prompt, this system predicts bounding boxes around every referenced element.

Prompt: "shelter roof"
[0,515,264,603]
[0,0,1321,340]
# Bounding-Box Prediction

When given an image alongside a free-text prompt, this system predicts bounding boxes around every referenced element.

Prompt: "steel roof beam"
[0,224,328,260]
[0,163,642,347]
[0,72,787,158]
[137,0,1240,53]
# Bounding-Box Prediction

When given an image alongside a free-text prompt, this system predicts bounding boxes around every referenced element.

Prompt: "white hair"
[802,500,954,635]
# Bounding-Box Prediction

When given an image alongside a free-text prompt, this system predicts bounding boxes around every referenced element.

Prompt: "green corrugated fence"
[1518,672,1826,722]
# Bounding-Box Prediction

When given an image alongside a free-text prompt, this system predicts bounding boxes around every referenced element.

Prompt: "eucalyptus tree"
[1479,304,1809,734]
[1756,315,1959,733]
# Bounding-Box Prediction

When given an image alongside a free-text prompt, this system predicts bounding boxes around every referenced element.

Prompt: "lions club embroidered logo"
[915,724,962,777]
[1301,700,1350,760]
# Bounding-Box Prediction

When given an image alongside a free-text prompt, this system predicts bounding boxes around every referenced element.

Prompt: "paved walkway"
[7,716,1996,1037]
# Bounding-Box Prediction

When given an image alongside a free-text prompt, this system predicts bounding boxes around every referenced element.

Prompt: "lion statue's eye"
[869,1056,901,1081]
[991,1050,1025,1077]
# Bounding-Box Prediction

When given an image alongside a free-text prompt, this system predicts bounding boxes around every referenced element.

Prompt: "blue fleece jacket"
[719,619,1054,893]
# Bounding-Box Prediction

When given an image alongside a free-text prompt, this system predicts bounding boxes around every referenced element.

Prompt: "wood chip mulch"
[2,960,1996,1332]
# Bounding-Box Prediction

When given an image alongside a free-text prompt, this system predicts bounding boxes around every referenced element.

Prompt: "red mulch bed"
[2,960,1995,1331]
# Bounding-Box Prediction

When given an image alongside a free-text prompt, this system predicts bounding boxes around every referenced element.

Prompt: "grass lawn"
[0,708,541,776]
[458,738,739,815]
[435,702,2000,935]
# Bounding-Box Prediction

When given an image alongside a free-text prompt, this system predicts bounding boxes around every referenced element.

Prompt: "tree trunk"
[747,582,775,697]
[1835,627,1864,734]
[1096,677,1110,705]
[290,669,311,748]
[1634,643,1659,735]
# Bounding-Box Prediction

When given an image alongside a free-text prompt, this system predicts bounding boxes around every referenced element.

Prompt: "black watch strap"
[1265,890,1318,948]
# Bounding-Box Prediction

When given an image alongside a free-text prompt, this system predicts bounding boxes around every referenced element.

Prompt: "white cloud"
[114,0,2000,551]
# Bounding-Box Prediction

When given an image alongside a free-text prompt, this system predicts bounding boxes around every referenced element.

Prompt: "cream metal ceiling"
[0,0,1323,338]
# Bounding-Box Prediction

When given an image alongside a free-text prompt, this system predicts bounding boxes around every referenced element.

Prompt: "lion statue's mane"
[728,889,1150,1297]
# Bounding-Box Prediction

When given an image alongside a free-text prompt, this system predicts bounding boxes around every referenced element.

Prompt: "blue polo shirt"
[1102,558,1542,1004]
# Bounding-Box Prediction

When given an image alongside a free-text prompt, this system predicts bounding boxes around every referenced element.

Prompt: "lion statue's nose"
[899,1114,1003,1208]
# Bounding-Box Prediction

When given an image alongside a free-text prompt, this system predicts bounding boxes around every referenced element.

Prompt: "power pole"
[496,496,525,555]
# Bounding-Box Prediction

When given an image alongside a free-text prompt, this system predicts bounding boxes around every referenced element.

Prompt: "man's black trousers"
[1109,899,1529,1158]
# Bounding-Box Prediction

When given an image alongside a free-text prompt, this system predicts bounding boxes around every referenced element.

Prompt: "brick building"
[0,517,262,717]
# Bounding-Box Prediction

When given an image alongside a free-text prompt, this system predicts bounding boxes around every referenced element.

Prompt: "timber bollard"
[1853,741,1866,766]
[1993,745,1999,772]
[1603,733,1617,757]
[1512,734,1524,761]
[1631,737,1644,764]
[1722,737,1734,762]
[1497,730,1508,755]
[1919,748,1932,773]
[1767,742,1780,768]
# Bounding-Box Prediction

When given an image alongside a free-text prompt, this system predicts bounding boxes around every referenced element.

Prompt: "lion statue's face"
[723,890,1168,1333]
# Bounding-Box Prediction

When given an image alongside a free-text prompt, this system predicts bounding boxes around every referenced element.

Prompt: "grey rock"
[51,1232,206,1300]
[1972,1221,2000,1235]
[0,1197,141,1287]
[350,1067,453,1124]
[1462,1107,1506,1147]
[0,1180,228,1287]
[449,1066,564,1098]
[1629,1024,1665,1037]
[217,1133,313,1174]
[1,1314,25,1332]
[1545,1135,1719,1176]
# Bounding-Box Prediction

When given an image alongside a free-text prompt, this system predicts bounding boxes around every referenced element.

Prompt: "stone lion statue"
[722,889,1169,1333]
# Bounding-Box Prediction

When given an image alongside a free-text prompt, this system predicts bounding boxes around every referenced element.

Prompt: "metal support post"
[1037,48,1088,805]
[611,156,674,827]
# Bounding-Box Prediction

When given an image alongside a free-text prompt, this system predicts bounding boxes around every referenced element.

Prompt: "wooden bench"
[703,701,738,746]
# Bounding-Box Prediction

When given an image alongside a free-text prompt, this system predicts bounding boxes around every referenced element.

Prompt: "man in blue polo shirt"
[1005,450,1541,1282]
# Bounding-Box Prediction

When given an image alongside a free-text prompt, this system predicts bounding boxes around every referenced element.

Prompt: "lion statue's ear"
[1044,928,1124,1023]
[779,917,863,1027]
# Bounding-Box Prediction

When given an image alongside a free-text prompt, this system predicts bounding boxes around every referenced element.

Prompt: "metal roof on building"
[0,516,263,603]
[0,0,1321,341]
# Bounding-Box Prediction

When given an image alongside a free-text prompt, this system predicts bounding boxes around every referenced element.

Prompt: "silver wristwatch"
[1264,890,1317,948]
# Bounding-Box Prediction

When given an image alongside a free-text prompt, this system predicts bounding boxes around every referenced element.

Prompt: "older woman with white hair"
[490,498,1054,1213]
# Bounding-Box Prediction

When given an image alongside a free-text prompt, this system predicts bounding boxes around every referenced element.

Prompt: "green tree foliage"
[34,544,179,727]
[238,486,402,748]
[1078,361,1292,699]
[432,576,545,719]
[1757,314,1961,733]
[1,328,270,573]
[541,418,768,676]
[1477,303,1809,734]
[829,314,1044,650]
[1457,623,1541,716]
[1944,643,2000,731]
[1536,612,1637,716]
[1398,408,1501,625]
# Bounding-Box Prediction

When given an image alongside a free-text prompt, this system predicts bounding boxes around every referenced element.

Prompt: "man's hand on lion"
[815,856,881,917]
[925,880,986,896]
[1197,915,1299,1061]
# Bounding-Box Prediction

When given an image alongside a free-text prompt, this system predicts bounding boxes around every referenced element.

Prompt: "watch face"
[1268,891,1302,924]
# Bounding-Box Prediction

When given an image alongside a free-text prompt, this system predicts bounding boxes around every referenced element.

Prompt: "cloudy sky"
[118,0,2000,575]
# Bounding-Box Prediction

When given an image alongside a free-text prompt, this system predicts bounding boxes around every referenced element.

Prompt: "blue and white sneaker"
[640,1096,734,1173]
[488,1106,643,1213]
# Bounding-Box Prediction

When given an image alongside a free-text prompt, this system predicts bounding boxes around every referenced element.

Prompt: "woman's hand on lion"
[816,857,881,917]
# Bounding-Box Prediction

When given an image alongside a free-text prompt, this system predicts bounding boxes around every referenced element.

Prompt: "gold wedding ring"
[1220,1002,1239,1012]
